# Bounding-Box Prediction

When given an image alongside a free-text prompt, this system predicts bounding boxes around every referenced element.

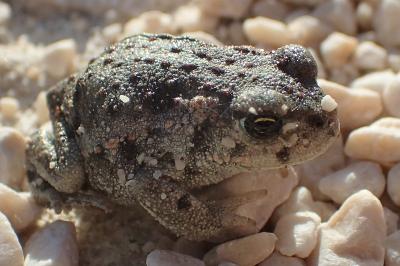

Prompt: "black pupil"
[244,115,283,139]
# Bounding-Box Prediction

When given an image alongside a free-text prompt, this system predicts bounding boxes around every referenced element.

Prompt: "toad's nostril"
[306,114,325,128]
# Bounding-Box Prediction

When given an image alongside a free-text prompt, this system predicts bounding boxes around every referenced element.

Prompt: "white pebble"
[308,190,385,266]
[42,39,77,79]
[259,251,305,266]
[173,4,217,33]
[383,76,400,117]
[320,95,337,112]
[198,0,253,19]
[0,127,27,188]
[318,161,385,204]
[318,79,382,130]
[345,117,400,164]
[320,32,358,69]
[203,232,277,266]
[385,231,400,266]
[102,23,122,43]
[243,17,293,48]
[0,212,23,266]
[0,183,42,232]
[123,11,176,37]
[146,250,205,266]
[288,15,331,47]
[0,97,20,120]
[354,41,388,71]
[387,163,400,206]
[33,91,50,125]
[351,70,396,94]
[274,211,321,258]
[119,95,130,103]
[24,220,79,266]
[373,0,400,47]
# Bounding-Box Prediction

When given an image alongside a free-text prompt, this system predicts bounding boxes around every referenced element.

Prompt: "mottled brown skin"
[26,33,339,242]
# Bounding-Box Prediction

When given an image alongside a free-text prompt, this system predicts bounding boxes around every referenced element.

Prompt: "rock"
[24,220,79,266]
[320,32,358,69]
[271,186,336,224]
[308,190,385,266]
[197,0,252,19]
[288,15,331,47]
[0,127,27,188]
[383,75,400,117]
[101,23,122,44]
[373,0,400,47]
[42,39,77,79]
[0,183,42,232]
[318,161,385,204]
[0,1,11,26]
[384,207,399,235]
[354,41,388,71]
[259,251,306,266]
[250,0,289,21]
[243,17,293,48]
[274,211,321,258]
[387,163,400,206]
[146,250,205,266]
[385,231,400,266]
[203,232,277,266]
[351,70,396,94]
[33,91,50,125]
[123,11,176,37]
[173,4,218,33]
[318,79,382,130]
[198,167,298,235]
[328,64,359,85]
[0,212,24,266]
[0,97,20,120]
[345,118,400,165]
[313,0,356,35]
[356,1,374,30]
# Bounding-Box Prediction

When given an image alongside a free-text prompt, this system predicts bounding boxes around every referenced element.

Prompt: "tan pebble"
[33,91,50,125]
[146,250,205,266]
[197,0,252,19]
[250,0,289,21]
[203,232,277,266]
[274,211,321,258]
[383,76,400,117]
[42,39,77,79]
[351,70,396,94]
[387,163,400,206]
[388,52,400,72]
[345,117,400,164]
[384,207,399,235]
[259,251,305,266]
[0,127,27,188]
[328,64,359,85]
[102,23,122,43]
[385,231,400,266]
[373,0,400,47]
[356,1,374,30]
[318,79,382,130]
[319,161,385,204]
[308,190,385,266]
[313,0,356,35]
[288,15,331,47]
[0,212,23,266]
[0,183,42,232]
[24,220,79,266]
[320,32,358,69]
[173,4,218,33]
[243,17,293,48]
[354,41,388,71]
[0,97,19,120]
[123,11,176,37]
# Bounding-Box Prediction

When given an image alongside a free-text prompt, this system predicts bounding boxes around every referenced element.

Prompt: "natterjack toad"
[26,33,339,241]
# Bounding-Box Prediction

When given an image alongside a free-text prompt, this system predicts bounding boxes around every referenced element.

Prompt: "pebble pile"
[2,0,400,265]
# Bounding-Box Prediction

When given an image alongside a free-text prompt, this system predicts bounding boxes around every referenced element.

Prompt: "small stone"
[0,212,24,266]
[173,4,218,33]
[308,190,385,266]
[123,11,176,37]
[318,79,382,130]
[197,0,252,19]
[384,207,399,236]
[373,0,400,47]
[383,75,400,117]
[33,91,50,125]
[146,250,205,266]
[351,70,396,94]
[0,127,27,188]
[385,231,400,266]
[24,220,79,266]
[320,32,358,69]
[313,0,356,35]
[0,97,20,120]
[243,17,293,48]
[0,1,11,26]
[42,39,77,79]
[102,23,122,43]
[0,183,42,232]
[387,163,400,206]
[203,232,277,266]
[354,41,388,71]
[319,161,385,204]
[288,15,331,47]
[274,211,321,258]
[250,0,289,21]
[320,95,337,112]
[259,252,306,266]
[356,2,374,30]
[345,118,400,165]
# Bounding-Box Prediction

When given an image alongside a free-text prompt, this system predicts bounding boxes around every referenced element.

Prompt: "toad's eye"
[240,115,283,139]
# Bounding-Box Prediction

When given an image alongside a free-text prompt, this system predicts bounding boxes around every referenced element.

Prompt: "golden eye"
[254,117,276,123]
[241,115,283,139]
